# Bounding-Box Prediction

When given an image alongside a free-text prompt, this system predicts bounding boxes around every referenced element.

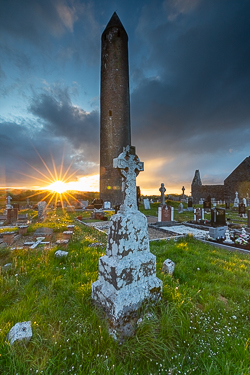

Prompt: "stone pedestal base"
[92,209,162,336]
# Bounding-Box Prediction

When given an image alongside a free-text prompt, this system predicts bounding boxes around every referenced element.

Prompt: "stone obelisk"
[100,12,131,205]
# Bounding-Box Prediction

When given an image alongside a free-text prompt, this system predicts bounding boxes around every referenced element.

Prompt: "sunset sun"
[47,180,68,194]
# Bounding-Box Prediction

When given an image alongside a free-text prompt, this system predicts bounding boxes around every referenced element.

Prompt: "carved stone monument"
[92,146,162,337]
[6,195,13,209]
[159,183,166,206]
[37,201,47,220]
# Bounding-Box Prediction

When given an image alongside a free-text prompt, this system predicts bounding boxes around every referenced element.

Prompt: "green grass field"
[1,208,250,374]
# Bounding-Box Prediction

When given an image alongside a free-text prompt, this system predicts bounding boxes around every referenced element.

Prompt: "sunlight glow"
[47,180,68,194]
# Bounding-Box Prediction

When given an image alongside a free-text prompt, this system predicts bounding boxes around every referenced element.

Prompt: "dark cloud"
[0,83,99,186]
[29,85,99,151]
[131,0,250,162]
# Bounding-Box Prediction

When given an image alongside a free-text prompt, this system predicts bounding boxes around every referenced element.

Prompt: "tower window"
[109,110,112,117]
[117,30,120,37]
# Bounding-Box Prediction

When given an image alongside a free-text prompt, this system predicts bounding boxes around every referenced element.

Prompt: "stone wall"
[192,184,224,204]
[191,156,250,204]
[224,156,250,202]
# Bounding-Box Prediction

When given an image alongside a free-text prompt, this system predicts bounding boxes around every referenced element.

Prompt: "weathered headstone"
[233,192,239,207]
[178,203,183,213]
[92,146,162,338]
[159,183,166,206]
[7,321,32,345]
[162,259,175,275]
[6,195,13,209]
[143,198,151,210]
[55,250,68,257]
[81,200,89,208]
[34,227,53,240]
[38,201,47,219]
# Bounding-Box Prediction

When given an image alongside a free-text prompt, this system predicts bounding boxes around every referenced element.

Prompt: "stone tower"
[100,12,131,205]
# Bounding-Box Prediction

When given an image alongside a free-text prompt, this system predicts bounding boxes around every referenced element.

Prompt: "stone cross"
[159,183,166,205]
[182,186,185,197]
[113,145,144,212]
[6,196,12,205]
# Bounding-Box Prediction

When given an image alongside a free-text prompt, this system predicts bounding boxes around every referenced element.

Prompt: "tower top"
[103,12,128,37]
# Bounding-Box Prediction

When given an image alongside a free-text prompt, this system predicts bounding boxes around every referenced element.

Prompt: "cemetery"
[1,8,250,375]
[1,182,250,373]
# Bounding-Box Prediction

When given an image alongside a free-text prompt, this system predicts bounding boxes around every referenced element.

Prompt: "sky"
[1,0,250,196]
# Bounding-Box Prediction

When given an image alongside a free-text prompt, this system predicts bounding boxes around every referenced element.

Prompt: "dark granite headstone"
[92,199,104,209]
[225,202,230,209]
[211,208,226,227]
[188,198,193,208]
[203,200,211,210]
[239,203,246,215]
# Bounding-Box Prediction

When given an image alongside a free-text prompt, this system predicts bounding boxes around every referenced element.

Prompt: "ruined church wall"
[192,185,224,204]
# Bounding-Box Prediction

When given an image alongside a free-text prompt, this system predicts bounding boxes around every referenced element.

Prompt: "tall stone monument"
[92,146,162,338]
[100,12,131,205]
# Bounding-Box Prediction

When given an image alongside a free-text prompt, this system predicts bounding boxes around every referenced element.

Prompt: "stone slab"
[160,225,208,238]
[7,321,32,345]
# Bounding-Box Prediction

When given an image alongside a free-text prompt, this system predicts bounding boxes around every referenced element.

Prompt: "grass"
[1,209,250,374]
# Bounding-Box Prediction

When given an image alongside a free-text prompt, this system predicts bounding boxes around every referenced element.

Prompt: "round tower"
[100,12,131,205]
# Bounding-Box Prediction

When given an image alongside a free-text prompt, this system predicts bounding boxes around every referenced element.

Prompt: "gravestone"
[233,192,239,207]
[92,199,104,209]
[143,198,151,210]
[38,201,47,219]
[34,227,53,239]
[248,210,250,228]
[239,203,246,216]
[92,145,162,338]
[81,200,89,208]
[209,226,226,240]
[178,203,183,213]
[187,197,193,211]
[225,202,230,209]
[182,186,185,198]
[55,250,68,257]
[103,201,111,209]
[162,259,175,275]
[203,200,211,210]
[211,207,226,227]
[243,198,247,206]
[161,205,173,221]
[159,183,166,206]
[136,186,141,209]
[6,195,12,209]
[194,208,204,222]
[7,321,32,345]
